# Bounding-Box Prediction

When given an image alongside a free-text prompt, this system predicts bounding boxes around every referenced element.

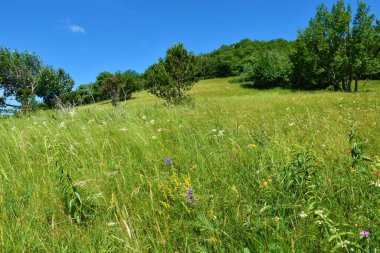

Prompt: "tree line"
[0,49,74,112]
[0,48,143,112]
[143,0,379,103]
[1,0,379,112]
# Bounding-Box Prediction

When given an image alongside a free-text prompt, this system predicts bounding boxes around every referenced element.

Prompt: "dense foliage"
[0,48,43,111]
[145,43,201,104]
[0,48,75,112]
[35,67,74,108]
[68,70,143,107]
[292,0,379,90]
[241,49,293,88]
[200,39,291,79]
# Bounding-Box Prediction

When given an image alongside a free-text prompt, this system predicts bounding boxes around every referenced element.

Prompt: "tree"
[351,1,379,91]
[0,47,13,108]
[292,0,379,91]
[0,48,42,111]
[292,3,332,89]
[146,43,201,104]
[35,67,74,108]
[115,70,142,101]
[144,61,167,92]
[101,75,122,107]
[375,19,380,79]
[329,0,352,91]
[241,49,292,88]
[94,71,112,100]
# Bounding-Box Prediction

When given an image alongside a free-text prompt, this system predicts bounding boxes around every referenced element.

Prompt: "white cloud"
[68,24,86,34]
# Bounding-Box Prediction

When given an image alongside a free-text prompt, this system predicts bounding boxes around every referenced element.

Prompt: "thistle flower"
[359,230,370,238]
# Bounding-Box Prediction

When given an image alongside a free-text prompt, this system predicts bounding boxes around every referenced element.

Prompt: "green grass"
[0,78,380,252]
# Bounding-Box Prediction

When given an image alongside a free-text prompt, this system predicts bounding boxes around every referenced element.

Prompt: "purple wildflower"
[187,188,193,203]
[165,157,172,165]
[360,230,370,238]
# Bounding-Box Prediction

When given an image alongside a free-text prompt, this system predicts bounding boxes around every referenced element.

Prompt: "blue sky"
[1,0,379,87]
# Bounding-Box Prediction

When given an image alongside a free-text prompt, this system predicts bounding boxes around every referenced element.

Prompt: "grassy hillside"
[0,78,379,252]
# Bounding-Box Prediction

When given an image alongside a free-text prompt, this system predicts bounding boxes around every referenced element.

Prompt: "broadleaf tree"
[35,67,74,108]
[351,1,379,91]
[0,48,43,111]
[101,74,122,107]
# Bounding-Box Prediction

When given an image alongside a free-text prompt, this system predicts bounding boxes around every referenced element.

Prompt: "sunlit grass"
[0,78,379,252]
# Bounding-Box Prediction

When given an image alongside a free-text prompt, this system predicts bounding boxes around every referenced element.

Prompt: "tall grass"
[0,78,379,252]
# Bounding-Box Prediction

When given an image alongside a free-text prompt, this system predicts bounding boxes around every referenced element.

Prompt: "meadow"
[0,78,379,252]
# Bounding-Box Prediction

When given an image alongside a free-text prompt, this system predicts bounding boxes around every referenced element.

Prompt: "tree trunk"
[111,92,117,107]
[90,93,95,104]
[111,94,117,107]
[346,79,352,92]
[354,79,358,92]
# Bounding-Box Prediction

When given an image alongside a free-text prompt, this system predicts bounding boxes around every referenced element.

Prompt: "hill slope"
[0,78,380,252]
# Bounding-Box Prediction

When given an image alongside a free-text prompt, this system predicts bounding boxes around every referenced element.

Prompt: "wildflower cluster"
[211,128,224,137]
[186,187,199,205]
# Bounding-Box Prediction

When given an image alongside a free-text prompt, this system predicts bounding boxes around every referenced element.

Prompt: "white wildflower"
[120,128,128,132]
[157,128,163,132]
[337,240,351,248]
[68,110,76,117]
[370,180,380,187]
[314,210,324,216]
[59,122,66,128]
[299,211,308,219]
[150,119,155,125]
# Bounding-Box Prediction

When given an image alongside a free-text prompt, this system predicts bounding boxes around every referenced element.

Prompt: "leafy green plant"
[281,151,318,198]
[349,130,371,167]
[58,165,95,224]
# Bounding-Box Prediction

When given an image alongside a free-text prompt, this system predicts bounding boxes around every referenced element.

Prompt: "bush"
[241,49,292,88]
